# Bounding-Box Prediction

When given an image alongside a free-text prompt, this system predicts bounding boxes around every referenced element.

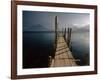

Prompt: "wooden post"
[52,16,58,59]
[55,16,57,43]
[67,28,69,45]
[69,28,72,48]
[67,28,72,47]
[65,28,66,39]
[64,28,66,40]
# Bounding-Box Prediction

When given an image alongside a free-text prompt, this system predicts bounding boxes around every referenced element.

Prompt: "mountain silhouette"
[23,24,53,32]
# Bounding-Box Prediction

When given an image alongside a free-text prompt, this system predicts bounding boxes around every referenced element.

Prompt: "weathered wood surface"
[50,35,77,67]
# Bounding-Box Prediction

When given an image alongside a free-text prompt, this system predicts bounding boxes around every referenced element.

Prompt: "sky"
[23,11,90,31]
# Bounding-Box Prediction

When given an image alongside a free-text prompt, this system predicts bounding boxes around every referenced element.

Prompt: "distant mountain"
[71,24,89,32]
[23,24,53,32]
[23,24,89,32]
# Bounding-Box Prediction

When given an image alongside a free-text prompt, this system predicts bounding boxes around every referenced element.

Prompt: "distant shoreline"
[23,31,89,33]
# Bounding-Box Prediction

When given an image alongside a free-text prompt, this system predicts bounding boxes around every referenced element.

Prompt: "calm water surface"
[70,32,89,66]
[23,31,89,68]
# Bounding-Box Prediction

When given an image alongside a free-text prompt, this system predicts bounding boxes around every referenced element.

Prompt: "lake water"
[23,32,55,68]
[23,31,89,68]
[70,32,89,66]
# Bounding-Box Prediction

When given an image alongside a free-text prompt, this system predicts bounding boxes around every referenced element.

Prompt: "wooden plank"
[50,35,77,67]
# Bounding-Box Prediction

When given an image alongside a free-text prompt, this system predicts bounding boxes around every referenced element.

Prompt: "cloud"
[73,24,89,28]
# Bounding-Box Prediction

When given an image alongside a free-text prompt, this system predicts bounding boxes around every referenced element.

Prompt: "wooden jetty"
[50,33,78,67]
[50,16,78,67]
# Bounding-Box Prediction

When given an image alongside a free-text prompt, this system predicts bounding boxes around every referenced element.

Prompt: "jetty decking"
[50,34,77,67]
[50,16,78,67]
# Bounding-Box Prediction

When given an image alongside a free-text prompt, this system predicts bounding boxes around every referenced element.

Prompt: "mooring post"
[62,28,64,36]
[52,16,58,59]
[55,16,57,43]
[67,28,69,45]
[67,28,72,47]
[64,28,66,40]
[69,28,72,47]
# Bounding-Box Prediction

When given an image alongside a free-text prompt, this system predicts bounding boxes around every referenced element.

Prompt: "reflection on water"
[23,31,89,68]
[23,32,55,68]
[70,32,89,66]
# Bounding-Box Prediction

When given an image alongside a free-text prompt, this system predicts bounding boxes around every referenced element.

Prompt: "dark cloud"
[23,11,89,31]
